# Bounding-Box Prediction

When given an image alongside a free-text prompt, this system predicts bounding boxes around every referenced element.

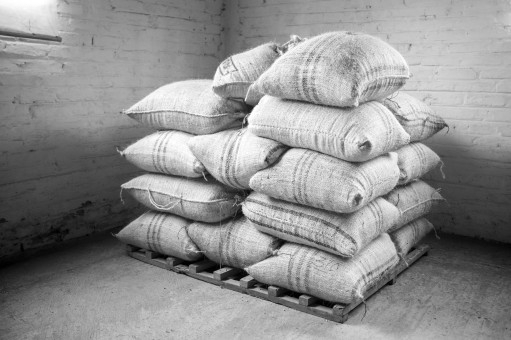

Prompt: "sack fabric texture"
[390,217,433,256]
[123,79,248,134]
[251,31,409,108]
[384,180,444,230]
[187,215,282,269]
[381,92,448,142]
[249,149,400,213]
[116,211,202,261]
[213,43,280,103]
[246,234,399,304]
[119,130,206,178]
[121,174,244,223]
[242,192,400,257]
[396,142,441,185]
[248,96,410,162]
[188,128,288,189]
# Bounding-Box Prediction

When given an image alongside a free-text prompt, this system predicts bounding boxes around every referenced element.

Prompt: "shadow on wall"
[0,122,149,265]
[423,127,511,243]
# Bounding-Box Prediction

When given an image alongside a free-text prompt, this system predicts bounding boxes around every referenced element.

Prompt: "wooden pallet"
[127,244,430,323]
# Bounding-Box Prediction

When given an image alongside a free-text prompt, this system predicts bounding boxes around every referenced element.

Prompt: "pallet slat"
[125,243,430,323]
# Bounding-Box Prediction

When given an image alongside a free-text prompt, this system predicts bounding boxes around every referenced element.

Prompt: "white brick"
[0,0,224,261]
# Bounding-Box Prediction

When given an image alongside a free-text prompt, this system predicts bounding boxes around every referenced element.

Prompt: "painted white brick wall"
[0,0,224,262]
[1,0,510,262]
[224,0,511,242]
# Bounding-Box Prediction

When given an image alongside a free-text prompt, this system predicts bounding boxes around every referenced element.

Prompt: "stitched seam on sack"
[125,188,235,204]
[249,218,348,255]
[125,109,232,118]
[214,81,254,86]
[351,254,398,297]
[251,123,351,139]
[400,197,445,213]
[245,198,357,246]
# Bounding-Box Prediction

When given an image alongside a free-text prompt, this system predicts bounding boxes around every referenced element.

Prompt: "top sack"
[251,31,409,108]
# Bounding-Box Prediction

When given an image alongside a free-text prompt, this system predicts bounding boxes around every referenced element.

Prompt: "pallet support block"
[126,243,430,323]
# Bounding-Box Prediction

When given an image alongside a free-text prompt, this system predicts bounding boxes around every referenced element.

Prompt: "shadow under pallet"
[126,243,430,323]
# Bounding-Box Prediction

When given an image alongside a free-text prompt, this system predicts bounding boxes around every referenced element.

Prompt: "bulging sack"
[390,218,433,256]
[381,92,448,142]
[242,192,400,258]
[187,215,281,269]
[248,96,410,162]
[213,43,280,103]
[123,79,248,134]
[251,31,409,107]
[246,234,399,304]
[118,130,206,178]
[188,128,288,189]
[115,211,201,261]
[121,174,244,223]
[384,180,444,230]
[249,149,400,213]
[396,142,441,185]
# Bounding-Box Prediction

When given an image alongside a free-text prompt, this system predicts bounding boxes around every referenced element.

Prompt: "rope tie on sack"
[398,252,410,267]
[119,187,125,205]
[354,289,368,321]
[187,248,207,254]
[115,146,125,157]
[202,171,208,181]
[147,189,181,210]
[431,224,441,240]
[438,160,446,179]
[241,113,249,128]
[277,35,307,55]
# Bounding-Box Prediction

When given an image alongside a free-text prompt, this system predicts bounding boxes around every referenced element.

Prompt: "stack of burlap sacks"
[116,31,447,305]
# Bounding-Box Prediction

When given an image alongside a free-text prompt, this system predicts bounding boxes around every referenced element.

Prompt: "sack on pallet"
[242,192,400,257]
[123,79,248,134]
[384,180,444,230]
[213,42,280,104]
[396,142,441,185]
[118,130,206,178]
[381,92,448,142]
[390,218,433,256]
[188,128,288,189]
[121,174,244,223]
[251,31,409,107]
[246,234,399,304]
[248,96,410,162]
[249,149,400,213]
[187,216,281,269]
[115,211,202,261]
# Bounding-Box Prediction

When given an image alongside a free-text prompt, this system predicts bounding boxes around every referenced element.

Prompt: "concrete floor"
[1,232,510,340]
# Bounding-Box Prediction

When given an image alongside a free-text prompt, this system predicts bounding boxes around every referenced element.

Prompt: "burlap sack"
[396,143,441,185]
[248,96,410,162]
[118,130,206,177]
[123,79,248,134]
[212,43,280,103]
[384,180,444,230]
[381,92,448,142]
[242,192,400,258]
[390,218,433,256]
[246,234,399,304]
[115,211,201,261]
[249,149,400,213]
[188,128,288,189]
[251,31,409,107]
[187,215,281,269]
[244,85,265,107]
[121,174,244,223]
